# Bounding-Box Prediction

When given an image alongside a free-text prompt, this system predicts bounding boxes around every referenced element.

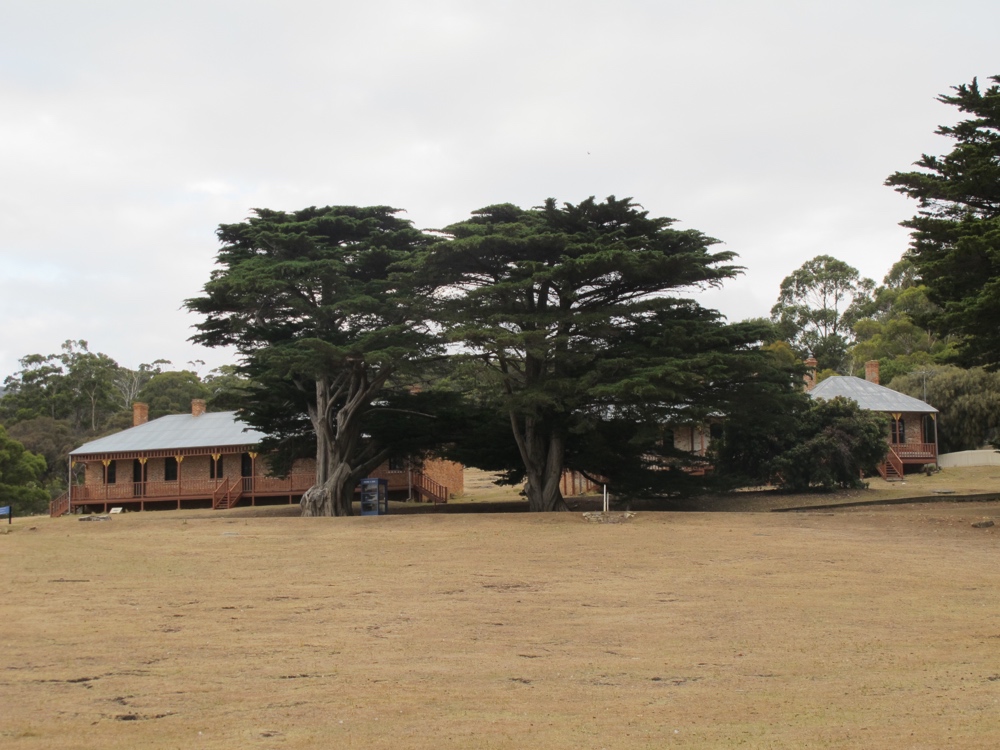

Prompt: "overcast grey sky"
[1,0,997,378]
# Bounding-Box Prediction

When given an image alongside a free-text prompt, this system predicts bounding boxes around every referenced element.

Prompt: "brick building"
[51,400,462,516]
[807,360,939,479]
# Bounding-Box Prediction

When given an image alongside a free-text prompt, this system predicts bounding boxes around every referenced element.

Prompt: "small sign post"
[0,506,11,524]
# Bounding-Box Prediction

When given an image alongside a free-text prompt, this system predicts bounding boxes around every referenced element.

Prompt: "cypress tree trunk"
[300,376,361,517]
[300,368,390,517]
[515,414,568,512]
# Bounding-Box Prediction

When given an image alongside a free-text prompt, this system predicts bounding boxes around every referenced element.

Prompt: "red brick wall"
[893,412,929,444]
[422,459,464,497]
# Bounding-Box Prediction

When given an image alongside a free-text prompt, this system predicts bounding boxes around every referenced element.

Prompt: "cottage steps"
[212,479,244,510]
[49,492,70,518]
[881,461,903,481]
[412,471,449,504]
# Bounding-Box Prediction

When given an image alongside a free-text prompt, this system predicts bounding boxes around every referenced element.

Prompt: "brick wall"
[422,458,464,497]
[900,413,927,444]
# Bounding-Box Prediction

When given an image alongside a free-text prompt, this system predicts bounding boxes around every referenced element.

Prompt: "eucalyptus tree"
[1,340,120,431]
[770,255,874,372]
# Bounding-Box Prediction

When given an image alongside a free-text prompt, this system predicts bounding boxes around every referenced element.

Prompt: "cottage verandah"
[50,400,461,516]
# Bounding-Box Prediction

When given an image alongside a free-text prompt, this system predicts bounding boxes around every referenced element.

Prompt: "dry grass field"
[3,469,1000,749]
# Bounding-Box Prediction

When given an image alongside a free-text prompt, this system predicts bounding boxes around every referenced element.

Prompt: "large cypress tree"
[886,74,1000,367]
[422,196,773,510]
[186,206,439,516]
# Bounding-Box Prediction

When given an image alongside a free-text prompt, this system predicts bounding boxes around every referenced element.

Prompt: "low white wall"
[937,450,1000,468]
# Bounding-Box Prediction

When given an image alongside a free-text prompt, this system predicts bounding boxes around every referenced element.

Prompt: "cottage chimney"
[803,357,818,391]
[865,360,880,385]
[191,399,207,417]
[133,402,149,427]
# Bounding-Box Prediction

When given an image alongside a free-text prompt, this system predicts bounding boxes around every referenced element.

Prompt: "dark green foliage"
[407,357,524,485]
[711,348,812,489]
[886,75,1000,367]
[891,365,1000,452]
[423,195,764,509]
[186,205,441,516]
[6,417,76,495]
[572,317,805,501]
[0,425,49,515]
[771,255,875,372]
[766,397,888,492]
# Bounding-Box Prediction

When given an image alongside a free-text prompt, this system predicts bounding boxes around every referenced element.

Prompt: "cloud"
[0,0,997,375]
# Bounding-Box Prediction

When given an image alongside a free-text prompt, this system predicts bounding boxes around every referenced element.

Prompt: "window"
[388,457,406,472]
[210,456,224,479]
[891,418,906,444]
[923,414,936,445]
[105,461,116,484]
[165,456,178,482]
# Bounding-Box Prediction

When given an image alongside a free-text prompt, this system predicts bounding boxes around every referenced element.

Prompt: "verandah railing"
[63,469,448,512]
[891,442,936,460]
[412,471,449,504]
[70,473,316,505]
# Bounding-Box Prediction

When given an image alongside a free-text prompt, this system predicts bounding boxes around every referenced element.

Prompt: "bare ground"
[2,467,1000,749]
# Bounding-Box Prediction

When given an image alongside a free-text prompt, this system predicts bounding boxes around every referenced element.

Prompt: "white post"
[603,484,608,513]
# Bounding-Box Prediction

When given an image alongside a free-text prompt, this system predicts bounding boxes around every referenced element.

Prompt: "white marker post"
[603,484,608,513]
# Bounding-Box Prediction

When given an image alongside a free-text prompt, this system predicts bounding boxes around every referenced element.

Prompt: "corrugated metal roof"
[71,411,265,456]
[809,376,937,413]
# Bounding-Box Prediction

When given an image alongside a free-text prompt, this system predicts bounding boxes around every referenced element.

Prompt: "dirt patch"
[3,475,1000,748]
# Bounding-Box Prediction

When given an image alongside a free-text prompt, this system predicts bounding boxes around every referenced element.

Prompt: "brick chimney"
[133,402,149,427]
[803,357,818,391]
[864,360,880,385]
[191,399,207,417]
